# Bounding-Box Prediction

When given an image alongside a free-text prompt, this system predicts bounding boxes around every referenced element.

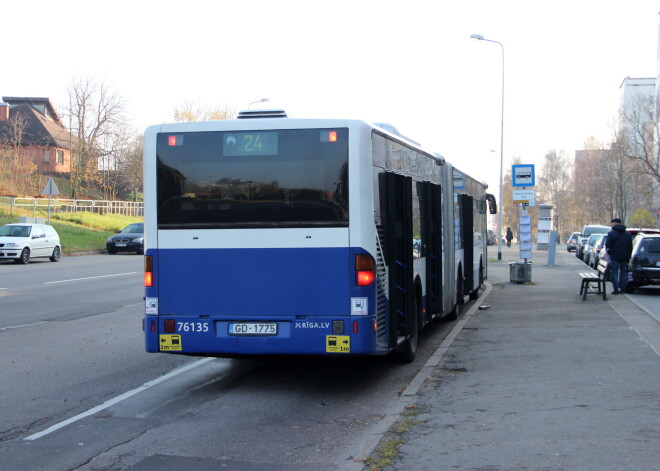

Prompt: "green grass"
[0,207,142,254]
[363,405,423,470]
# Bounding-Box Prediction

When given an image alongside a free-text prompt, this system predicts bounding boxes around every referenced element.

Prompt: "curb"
[345,282,493,470]
[63,250,107,257]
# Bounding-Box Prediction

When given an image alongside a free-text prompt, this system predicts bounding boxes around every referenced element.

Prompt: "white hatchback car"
[0,223,62,264]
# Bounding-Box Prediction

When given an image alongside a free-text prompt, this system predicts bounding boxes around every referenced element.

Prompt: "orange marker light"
[328,131,337,142]
[144,255,154,287]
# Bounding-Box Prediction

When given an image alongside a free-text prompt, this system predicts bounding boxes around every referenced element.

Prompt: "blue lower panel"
[145,246,380,356]
[157,247,351,316]
[145,315,380,356]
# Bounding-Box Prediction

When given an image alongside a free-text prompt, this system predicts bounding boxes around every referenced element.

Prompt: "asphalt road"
[0,254,458,471]
[627,284,660,321]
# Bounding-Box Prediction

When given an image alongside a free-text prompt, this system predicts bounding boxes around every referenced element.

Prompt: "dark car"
[625,233,660,293]
[106,223,144,254]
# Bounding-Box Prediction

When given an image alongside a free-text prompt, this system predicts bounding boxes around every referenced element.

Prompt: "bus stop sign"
[512,164,535,187]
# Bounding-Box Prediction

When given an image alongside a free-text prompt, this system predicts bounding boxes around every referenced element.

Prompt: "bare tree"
[116,134,143,201]
[0,109,40,196]
[63,77,126,199]
[538,149,571,237]
[574,137,627,225]
[620,94,660,185]
[173,100,237,122]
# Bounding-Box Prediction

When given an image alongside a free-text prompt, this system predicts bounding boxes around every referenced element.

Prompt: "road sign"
[512,164,535,187]
[513,189,536,207]
[42,177,60,196]
[42,177,60,224]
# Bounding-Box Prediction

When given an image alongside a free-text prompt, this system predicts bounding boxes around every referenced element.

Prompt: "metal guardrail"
[0,196,144,217]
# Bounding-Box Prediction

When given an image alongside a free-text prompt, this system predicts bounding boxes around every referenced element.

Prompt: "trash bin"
[509,261,532,283]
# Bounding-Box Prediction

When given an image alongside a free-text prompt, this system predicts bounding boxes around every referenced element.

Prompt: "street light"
[471,33,504,261]
[248,98,269,108]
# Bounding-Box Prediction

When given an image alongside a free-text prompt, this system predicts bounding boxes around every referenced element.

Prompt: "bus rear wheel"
[395,295,419,363]
[445,268,463,321]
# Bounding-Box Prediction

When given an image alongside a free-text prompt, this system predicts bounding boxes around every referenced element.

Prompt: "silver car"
[0,223,62,264]
[566,232,580,252]
[583,233,603,267]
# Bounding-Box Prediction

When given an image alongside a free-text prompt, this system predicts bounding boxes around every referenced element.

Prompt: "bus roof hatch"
[237,109,288,119]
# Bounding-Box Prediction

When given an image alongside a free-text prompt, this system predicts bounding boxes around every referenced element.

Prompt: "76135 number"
[177,322,209,332]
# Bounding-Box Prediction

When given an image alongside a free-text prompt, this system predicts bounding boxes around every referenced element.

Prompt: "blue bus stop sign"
[512,164,535,187]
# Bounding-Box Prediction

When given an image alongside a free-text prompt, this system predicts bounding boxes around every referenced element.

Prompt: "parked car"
[576,224,610,260]
[625,233,660,293]
[0,223,61,264]
[583,233,603,266]
[626,227,660,237]
[487,230,497,245]
[106,222,144,254]
[566,232,580,252]
[594,234,609,266]
[585,234,607,268]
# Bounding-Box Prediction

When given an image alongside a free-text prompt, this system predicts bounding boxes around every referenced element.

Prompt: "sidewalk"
[364,245,660,471]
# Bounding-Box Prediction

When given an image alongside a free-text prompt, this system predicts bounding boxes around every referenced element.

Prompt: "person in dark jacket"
[505,227,513,247]
[605,218,633,295]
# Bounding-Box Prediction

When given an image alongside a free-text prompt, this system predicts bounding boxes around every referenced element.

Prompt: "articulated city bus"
[143,110,496,361]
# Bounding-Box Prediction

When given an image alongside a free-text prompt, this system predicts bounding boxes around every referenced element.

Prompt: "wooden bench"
[578,259,610,301]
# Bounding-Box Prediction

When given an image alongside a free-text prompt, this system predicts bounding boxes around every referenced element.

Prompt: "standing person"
[605,218,633,295]
[505,227,513,247]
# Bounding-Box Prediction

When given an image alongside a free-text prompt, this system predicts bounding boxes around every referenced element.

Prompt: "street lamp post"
[471,33,504,261]
[248,98,269,108]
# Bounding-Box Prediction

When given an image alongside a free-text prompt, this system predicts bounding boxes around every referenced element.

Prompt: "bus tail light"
[164,319,176,333]
[356,254,375,287]
[144,255,153,287]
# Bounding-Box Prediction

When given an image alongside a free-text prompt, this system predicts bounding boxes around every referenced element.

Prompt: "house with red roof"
[0,96,79,176]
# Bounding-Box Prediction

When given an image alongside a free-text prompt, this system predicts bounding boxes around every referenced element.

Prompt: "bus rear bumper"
[144,315,383,356]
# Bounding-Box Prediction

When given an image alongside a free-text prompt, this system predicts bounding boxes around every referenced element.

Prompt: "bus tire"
[446,301,460,321]
[395,294,419,363]
[445,268,463,321]
[469,260,485,300]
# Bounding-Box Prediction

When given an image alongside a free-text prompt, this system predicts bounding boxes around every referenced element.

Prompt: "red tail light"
[144,255,153,287]
[164,319,176,333]
[356,254,375,287]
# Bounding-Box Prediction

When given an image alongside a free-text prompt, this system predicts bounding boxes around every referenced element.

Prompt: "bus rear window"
[156,128,349,229]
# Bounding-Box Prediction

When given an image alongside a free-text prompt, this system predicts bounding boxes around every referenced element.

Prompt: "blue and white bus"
[143,110,496,361]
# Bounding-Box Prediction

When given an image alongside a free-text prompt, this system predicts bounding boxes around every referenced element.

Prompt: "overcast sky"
[4,0,659,190]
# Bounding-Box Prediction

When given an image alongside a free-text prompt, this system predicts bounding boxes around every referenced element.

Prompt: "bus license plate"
[228,322,278,336]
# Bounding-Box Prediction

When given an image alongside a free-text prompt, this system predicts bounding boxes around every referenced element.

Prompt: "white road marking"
[24,357,215,441]
[0,321,47,332]
[44,272,138,285]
